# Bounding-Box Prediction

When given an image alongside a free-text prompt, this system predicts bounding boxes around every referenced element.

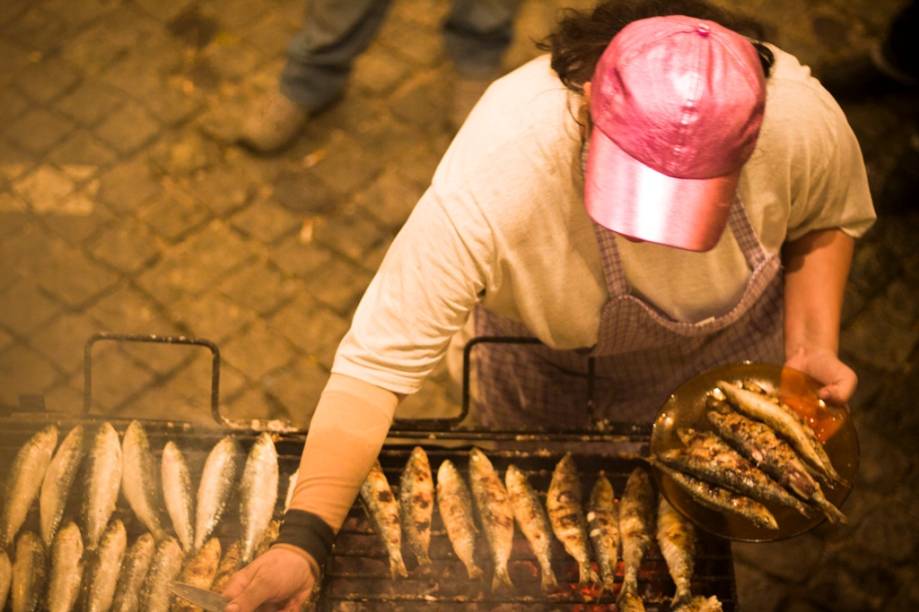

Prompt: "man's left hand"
[785,346,857,405]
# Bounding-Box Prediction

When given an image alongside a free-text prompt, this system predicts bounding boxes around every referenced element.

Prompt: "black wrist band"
[276,510,336,570]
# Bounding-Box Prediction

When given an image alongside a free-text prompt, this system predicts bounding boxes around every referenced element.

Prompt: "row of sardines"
[651,380,848,530]
[0,421,286,612]
[361,447,723,612]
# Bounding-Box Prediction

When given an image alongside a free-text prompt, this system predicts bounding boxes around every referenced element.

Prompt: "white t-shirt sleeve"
[780,81,876,241]
[331,184,494,395]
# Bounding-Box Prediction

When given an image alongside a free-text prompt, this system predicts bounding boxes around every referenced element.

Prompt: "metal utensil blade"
[171,581,230,611]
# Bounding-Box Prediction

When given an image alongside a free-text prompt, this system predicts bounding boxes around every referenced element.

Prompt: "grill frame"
[0,333,738,610]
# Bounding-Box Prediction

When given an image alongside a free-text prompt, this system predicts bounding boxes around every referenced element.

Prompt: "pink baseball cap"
[584,15,766,251]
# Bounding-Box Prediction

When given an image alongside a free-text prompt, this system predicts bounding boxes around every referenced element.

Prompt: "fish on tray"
[121,421,168,541]
[195,436,242,553]
[11,531,47,612]
[140,537,185,612]
[112,533,157,612]
[399,447,434,567]
[717,381,844,485]
[239,433,279,565]
[468,448,515,591]
[547,453,596,587]
[505,464,558,592]
[174,537,222,612]
[40,425,85,547]
[162,441,196,553]
[436,459,483,581]
[360,461,408,578]
[84,423,123,552]
[85,520,128,612]
[650,459,778,530]
[660,428,812,517]
[587,471,619,593]
[707,408,847,524]
[2,425,58,548]
[47,522,84,612]
[0,551,9,611]
[618,467,655,612]
[657,497,722,612]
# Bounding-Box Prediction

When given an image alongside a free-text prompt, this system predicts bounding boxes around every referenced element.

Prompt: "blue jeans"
[280,0,521,111]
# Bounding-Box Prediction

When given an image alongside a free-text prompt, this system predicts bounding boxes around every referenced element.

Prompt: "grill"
[0,333,738,610]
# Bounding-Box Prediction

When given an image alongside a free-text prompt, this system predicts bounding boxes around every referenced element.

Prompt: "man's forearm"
[288,373,399,531]
[782,228,855,356]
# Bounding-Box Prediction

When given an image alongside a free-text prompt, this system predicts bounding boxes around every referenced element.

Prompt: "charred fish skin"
[650,459,778,530]
[83,423,124,551]
[361,461,408,578]
[673,595,724,612]
[546,453,596,586]
[40,425,86,547]
[435,460,484,581]
[11,531,46,612]
[111,533,156,612]
[174,537,222,612]
[239,432,279,564]
[665,428,812,518]
[587,471,619,592]
[0,550,9,611]
[210,540,243,594]
[618,467,654,608]
[121,421,168,541]
[717,381,843,484]
[161,441,195,553]
[2,425,59,547]
[706,409,847,525]
[86,519,128,612]
[194,436,242,552]
[656,496,695,606]
[140,537,184,612]
[505,464,558,592]
[399,446,434,566]
[468,448,515,591]
[48,522,84,612]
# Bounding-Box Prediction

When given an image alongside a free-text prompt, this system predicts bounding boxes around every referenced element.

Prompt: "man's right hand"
[222,546,317,612]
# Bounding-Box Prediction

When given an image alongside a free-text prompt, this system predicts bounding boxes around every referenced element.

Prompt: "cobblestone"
[271,296,349,368]
[55,80,125,128]
[218,260,298,316]
[0,342,61,406]
[229,199,302,244]
[97,159,161,213]
[88,218,162,275]
[94,103,161,156]
[0,277,61,333]
[15,56,81,104]
[261,358,329,428]
[4,108,76,156]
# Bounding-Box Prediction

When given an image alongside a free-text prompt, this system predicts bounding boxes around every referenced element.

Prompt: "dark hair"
[538,0,770,94]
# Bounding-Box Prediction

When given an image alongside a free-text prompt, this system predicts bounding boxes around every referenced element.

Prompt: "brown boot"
[238,90,309,154]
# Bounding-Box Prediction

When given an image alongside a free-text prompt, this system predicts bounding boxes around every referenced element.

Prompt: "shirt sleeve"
[784,81,876,241]
[331,183,495,395]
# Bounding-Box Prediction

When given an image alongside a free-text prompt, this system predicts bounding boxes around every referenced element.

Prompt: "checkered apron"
[471,196,784,429]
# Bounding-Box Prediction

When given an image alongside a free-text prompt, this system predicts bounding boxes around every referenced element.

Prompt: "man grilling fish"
[223,1,875,609]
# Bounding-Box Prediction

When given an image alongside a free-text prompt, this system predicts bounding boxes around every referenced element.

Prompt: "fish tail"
[416,550,432,566]
[491,564,513,591]
[389,554,408,578]
[466,562,485,581]
[539,563,559,592]
[577,559,597,585]
[813,496,847,525]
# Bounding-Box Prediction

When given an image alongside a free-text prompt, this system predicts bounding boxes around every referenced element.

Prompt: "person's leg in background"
[240,0,393,153]
[442,0,522,127]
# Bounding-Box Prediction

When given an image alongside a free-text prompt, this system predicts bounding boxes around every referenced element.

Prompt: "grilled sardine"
[661,428,811,517]
[11,531,46,612]
[140,537,184,612]
[111,533,156,612]
[436,460,483,580]
[718,381,843,484]
[468,448,514,591]
[239,433,279,564]
[3,426,58,547]
[618,468,654,611]
[86,519,128,612]
[0,550,9,611]
[162,441,195,553]
[547,453,595,586]
[399,447,434,566]
[360,461,408,578]
[48,522,84,612]
[650,459,778,530]
[40,425,85,547]
[174,537,221,612]
[195,437,242,552]
[210,540,243,594]
[505,464,558,591]
[121,421,167,541]
[84,423,123,551]
[707,408,847,524]
[587,471,619,592]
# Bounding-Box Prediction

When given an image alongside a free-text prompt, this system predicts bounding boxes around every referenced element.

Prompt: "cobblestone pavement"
[0,0,916,610]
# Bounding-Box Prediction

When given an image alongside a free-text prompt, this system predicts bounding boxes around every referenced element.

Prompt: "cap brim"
[584,129,738,252]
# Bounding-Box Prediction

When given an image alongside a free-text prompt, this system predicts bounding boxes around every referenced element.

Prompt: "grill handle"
[83,332,228,426]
